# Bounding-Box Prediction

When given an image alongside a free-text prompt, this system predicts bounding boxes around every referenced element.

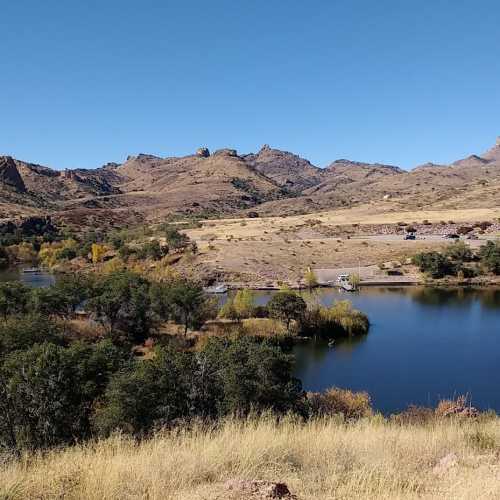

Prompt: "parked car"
[404,234,416,240]
[445,234,459,239]
[466,234,478,240]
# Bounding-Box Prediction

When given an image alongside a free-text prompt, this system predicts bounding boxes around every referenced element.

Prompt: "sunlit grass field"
[2,415,500,499]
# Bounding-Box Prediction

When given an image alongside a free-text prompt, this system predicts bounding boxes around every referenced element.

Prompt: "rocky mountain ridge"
[1,137,499,222]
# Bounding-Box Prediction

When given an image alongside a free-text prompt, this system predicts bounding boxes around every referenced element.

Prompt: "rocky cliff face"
[0,156,26,192]
[243,145,325,192]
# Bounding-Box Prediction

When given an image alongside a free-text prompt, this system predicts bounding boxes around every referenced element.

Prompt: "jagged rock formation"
[196,147,210,158]
[0,156,26,192]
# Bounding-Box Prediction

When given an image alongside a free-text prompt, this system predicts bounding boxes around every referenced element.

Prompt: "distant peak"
[496,136,500,147]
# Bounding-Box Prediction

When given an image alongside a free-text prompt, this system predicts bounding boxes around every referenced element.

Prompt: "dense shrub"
[307,387,372,420]
[301,300,369,339]
[474,221,492,231]
[95,337,305,436]
[162,225,191,252]
[0,282,31,320]
[136,240,168,261]
[456,226,474,235]
[0,340,129,451]
[0,246,9,269]
[39,239,79,267]
[0,315,64,357]
[87,271,154,342]
[218,289,256,321]
[444,241,473,262]
[412,251,456,278]
[478,241,500,275]
[94,346,193,435]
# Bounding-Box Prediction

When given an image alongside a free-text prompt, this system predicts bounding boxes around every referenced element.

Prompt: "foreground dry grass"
[2,416,500,499]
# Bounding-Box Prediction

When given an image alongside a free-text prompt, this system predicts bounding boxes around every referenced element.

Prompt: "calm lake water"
[0,267,56,288]
[253,287,500,414]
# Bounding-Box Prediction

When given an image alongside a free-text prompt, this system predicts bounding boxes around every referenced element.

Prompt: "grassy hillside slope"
[2,416,500,499]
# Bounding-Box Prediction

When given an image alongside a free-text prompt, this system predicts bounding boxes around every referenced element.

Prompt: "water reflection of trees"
[294,334,368,370]
[254,286,500,313]
[407,287,500,309]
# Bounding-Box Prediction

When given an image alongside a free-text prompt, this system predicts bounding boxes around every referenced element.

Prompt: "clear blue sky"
[1,1,499,170]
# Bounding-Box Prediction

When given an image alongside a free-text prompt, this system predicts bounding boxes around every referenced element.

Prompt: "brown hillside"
[1,138,499,223]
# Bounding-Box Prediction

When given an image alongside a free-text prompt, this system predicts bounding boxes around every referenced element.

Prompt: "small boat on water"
[22,267,42,274]
[336,274,356,292]
[203,284,229,294]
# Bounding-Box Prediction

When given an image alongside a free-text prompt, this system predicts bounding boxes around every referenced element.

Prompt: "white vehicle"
[203,284,229,294]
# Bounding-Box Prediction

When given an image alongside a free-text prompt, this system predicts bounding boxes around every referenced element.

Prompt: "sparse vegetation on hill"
[2,137,500,222]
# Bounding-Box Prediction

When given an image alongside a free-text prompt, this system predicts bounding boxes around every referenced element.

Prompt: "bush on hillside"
[307,387,372,420]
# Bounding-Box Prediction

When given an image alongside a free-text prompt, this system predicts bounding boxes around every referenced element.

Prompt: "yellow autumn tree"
[304,267,318,292]
[91,243,106,264]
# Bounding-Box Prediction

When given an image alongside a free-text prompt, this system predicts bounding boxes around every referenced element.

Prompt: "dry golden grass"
[2,416,500,499]
[186,205,500,241]
[181,204,500,284]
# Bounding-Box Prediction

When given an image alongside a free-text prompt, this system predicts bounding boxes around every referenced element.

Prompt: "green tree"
[478,241,500,274]
[137,240,167,260]
[267,291,307,332]
[0,340,128,451]
[166,280,207,335]
[94,346,192,436]
[95,337,305,436]
[198,336,305,417]
[0,282,31,320]
[219,289,256,321]
[0,315,64,358]
[304,268,318,292]
[87,271,152,342]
